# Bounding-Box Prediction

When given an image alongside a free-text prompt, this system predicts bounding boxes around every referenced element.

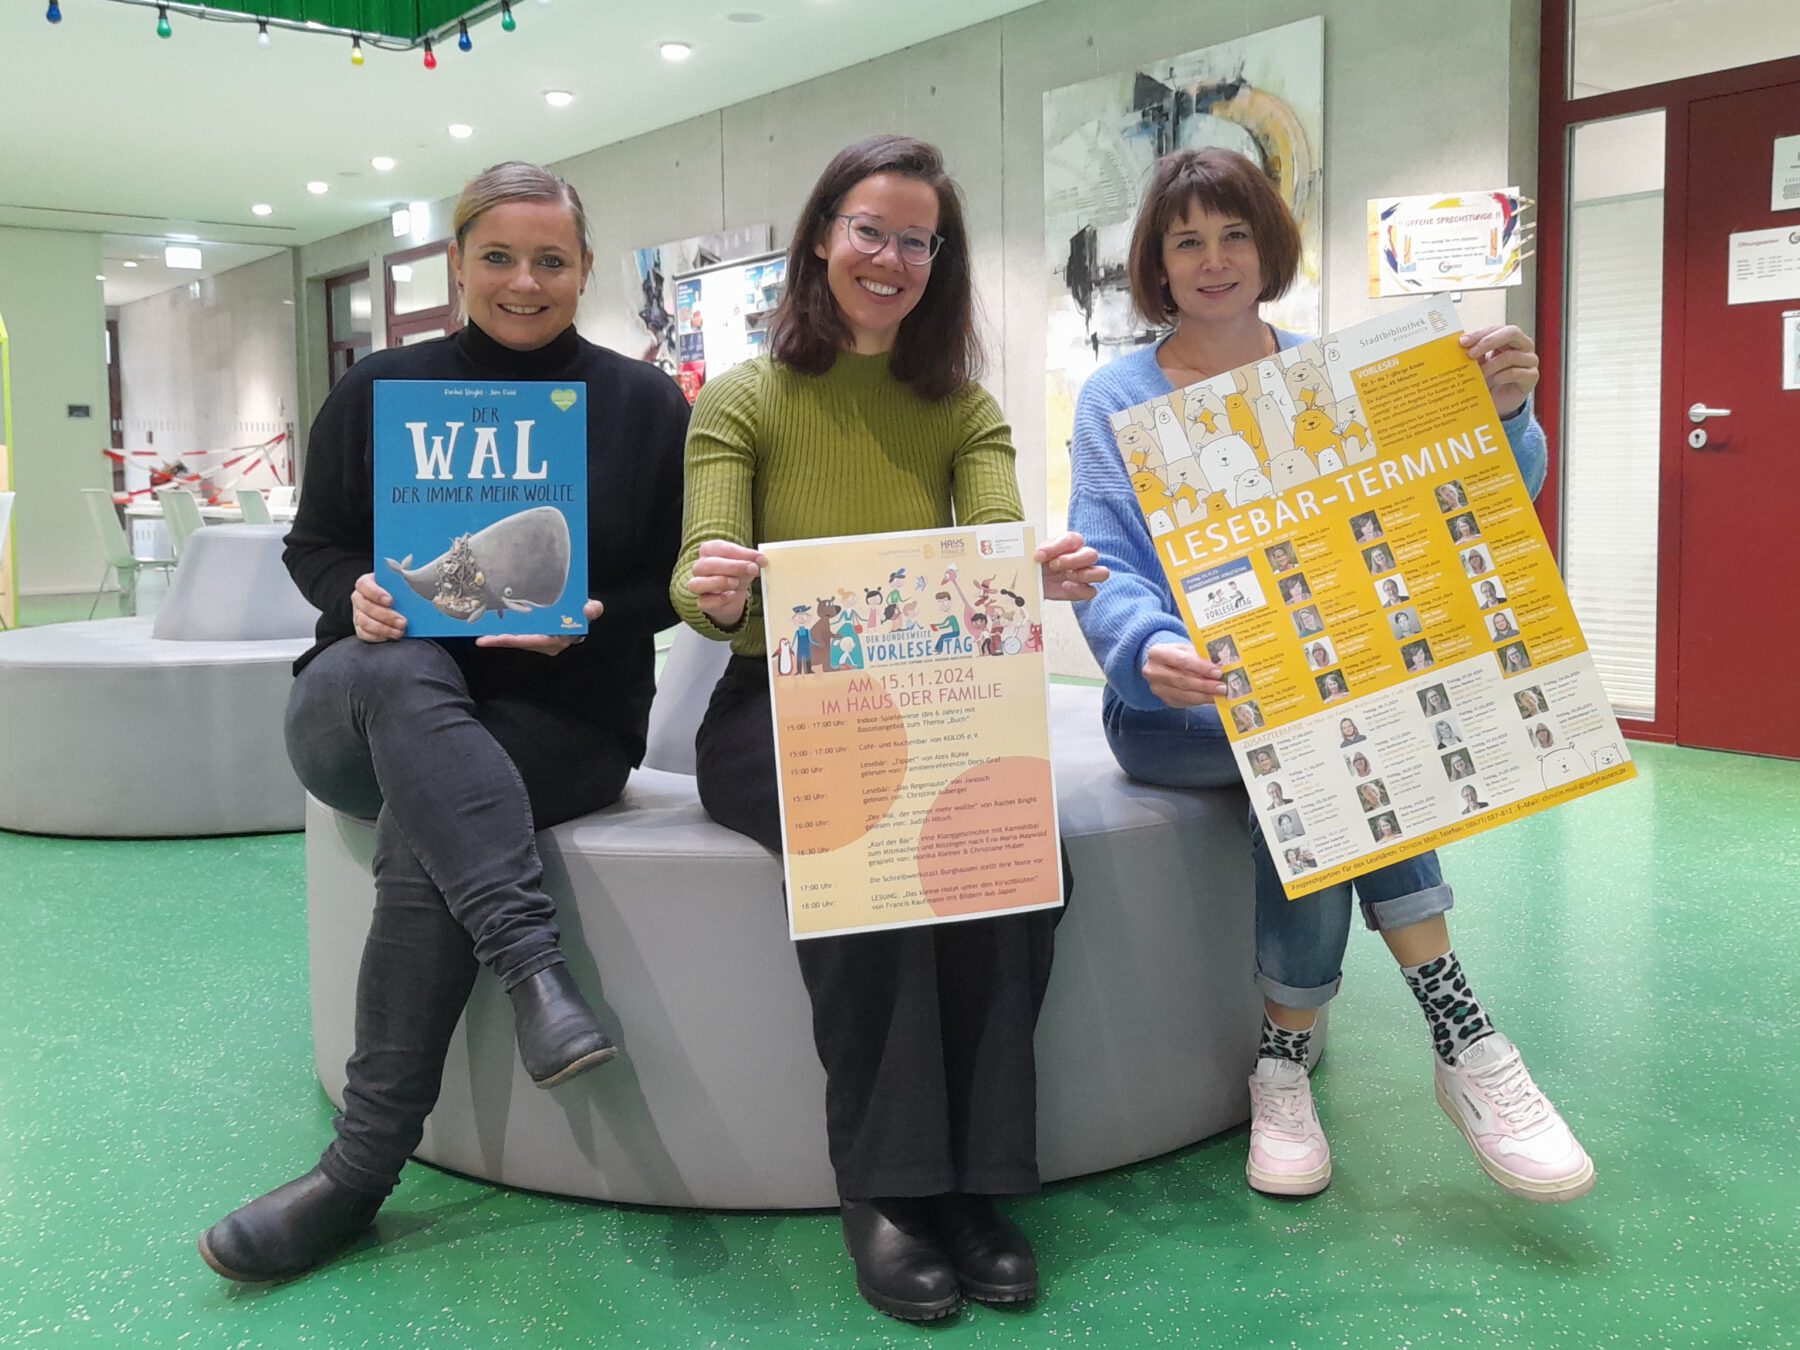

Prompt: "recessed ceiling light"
[95,274,106,282]
[251,203,274,217]
[544,89,574,107]
[727,11,764,22]
[165,245,203,270]
[371,156,396,171]
[122,260,139,268]
[307,181,329,195]
[448,123,473,139]
[168,232,198,241]
[659,41,692,61]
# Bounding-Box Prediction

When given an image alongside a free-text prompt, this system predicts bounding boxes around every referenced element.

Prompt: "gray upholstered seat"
[0,619,311,836]
[307,629,1318,1208]
[0,527,317,837]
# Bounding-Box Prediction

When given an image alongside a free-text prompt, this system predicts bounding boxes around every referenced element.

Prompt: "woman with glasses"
[673,135,1104,1322]
[1068,148,1593,1210]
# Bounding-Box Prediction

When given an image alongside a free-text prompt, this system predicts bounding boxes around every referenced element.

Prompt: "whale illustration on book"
[385,505,572,622]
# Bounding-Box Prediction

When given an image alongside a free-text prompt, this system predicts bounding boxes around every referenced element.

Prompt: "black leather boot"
[929,1193,1039,1304]
[198,1167,385,1282]
[508,964,618,1088]
[840,1198,962,1321]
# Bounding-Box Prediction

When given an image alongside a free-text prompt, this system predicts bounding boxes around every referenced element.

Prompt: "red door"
[1676,79,1800,758]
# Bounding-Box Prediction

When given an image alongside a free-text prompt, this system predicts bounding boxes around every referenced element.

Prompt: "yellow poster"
[1111,295,1635,899]
[758,524,1063,939]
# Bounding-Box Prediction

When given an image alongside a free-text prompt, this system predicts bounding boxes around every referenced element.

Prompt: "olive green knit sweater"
[671,352,1023,657]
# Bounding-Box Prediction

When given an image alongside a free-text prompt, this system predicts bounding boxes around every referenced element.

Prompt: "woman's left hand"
[1461,325,1538,419]
[1036,531,1109,602]
[475,598,603,655]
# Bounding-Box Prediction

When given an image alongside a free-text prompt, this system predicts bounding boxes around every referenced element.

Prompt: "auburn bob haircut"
[1127,148,1301,325]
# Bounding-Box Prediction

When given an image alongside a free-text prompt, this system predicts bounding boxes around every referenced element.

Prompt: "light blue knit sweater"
[1069,335,1549,710]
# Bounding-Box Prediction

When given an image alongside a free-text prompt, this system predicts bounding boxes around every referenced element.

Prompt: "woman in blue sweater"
[1069,149,1593,1205]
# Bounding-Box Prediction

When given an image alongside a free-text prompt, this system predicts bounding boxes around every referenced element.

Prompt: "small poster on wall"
[1783,310,1800,392]
[671,250,787,404]
[1367,190,1530,297]
[1772,134,1800,212]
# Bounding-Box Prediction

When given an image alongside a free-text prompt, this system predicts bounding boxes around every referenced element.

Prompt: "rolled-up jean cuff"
[1254,971,1341,1010]
[498,948,565,993]
[1360,883,1455,933]
[319,1144,400,1199]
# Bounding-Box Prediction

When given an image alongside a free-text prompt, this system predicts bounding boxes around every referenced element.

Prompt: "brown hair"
[452,161,591,255]
[1126,148,1301,325]
[766,135,979,401]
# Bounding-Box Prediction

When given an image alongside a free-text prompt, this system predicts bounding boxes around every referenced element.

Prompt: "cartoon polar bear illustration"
[1199,433,1261,504]
[1267,448,1320,492]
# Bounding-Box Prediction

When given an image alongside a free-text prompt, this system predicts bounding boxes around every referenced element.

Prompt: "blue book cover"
[373,379,588,638]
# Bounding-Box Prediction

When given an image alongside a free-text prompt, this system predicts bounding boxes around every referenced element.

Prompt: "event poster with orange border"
[1111,295,1635,899]
[759,523,1063,939]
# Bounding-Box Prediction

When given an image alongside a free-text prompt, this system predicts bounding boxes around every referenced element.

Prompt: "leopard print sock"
[1258,1014,1313,1066]
[1401,950,1495,1065]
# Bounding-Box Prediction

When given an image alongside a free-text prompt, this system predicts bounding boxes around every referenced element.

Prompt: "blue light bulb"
[458,21,471,51]
[47,0,62,21]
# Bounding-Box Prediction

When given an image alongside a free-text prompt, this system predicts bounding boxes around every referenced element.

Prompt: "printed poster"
[373,380,589,639]
[759,524,1063,939]
[1368,189,1528,297]
[1110,295,1635,898]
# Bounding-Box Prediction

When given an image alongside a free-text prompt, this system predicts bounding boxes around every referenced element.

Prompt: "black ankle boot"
[508,964,617,1088]
[840,1198,962,1321]
[198,1168,385,1282]
[929,1193,1038,1304]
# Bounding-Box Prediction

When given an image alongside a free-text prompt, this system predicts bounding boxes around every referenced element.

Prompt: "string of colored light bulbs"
[42,0,543,67]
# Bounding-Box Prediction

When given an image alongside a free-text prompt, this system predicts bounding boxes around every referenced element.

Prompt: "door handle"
[1687,403,1732,423]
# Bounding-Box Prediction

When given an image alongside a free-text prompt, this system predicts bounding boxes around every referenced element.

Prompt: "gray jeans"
[287,637,635,1195]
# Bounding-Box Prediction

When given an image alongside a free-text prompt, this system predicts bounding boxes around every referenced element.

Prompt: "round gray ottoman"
[307,673,1322,1209]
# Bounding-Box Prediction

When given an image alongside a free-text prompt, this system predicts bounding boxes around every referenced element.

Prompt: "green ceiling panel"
[182,2,482,41]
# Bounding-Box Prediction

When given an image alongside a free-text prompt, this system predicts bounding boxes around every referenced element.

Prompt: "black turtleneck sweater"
[284,322,689,747]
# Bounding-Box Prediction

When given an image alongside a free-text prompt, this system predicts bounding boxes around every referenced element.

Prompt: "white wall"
[116,252,298,489]
[296,0,1542,673]
[0,226,111,595]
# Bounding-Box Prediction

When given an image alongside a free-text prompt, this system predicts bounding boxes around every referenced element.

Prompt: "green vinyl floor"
[1,732,1796,1348]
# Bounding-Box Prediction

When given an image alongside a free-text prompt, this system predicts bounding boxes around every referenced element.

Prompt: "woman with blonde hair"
[199,162,690,1281]
[1070,147,1590,1209]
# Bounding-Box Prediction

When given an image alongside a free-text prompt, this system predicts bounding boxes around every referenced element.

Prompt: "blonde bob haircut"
[451,161,592,255]
[1126,147,1301,326]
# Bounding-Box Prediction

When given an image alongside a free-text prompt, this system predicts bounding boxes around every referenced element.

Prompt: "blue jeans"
[1101,689,1454,1010]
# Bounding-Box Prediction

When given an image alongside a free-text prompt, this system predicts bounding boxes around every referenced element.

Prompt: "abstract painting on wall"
[621,225,772,373]
[1042,17,1324,527]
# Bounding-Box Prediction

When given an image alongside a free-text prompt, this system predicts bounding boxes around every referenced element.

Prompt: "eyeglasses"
[831,214,943,265]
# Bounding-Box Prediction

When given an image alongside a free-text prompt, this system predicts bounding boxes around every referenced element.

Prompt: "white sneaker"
[1246,1057,1332,1196]
[1435,1033,1595,1203]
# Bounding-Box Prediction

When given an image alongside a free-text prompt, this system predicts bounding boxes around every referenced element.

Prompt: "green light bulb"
[500,3,516,31]
[156,11,171,37]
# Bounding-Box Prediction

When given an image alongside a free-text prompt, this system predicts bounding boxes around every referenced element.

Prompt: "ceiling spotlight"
[448,123,473,139]
[544,89,574,108]
[307,181,329,195]
[95,274,106,282]
[371,156,396,171]
[660,41,692,61]
[122,260,139,269]
[251,203,274,217]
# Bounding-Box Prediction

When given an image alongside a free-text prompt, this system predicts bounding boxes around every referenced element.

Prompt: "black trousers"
[695,655,1063,1201]
[288,638,636,1196]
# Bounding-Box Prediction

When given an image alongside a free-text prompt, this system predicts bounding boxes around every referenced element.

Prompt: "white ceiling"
[99,235,287,306]
[0,0,1043,251]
